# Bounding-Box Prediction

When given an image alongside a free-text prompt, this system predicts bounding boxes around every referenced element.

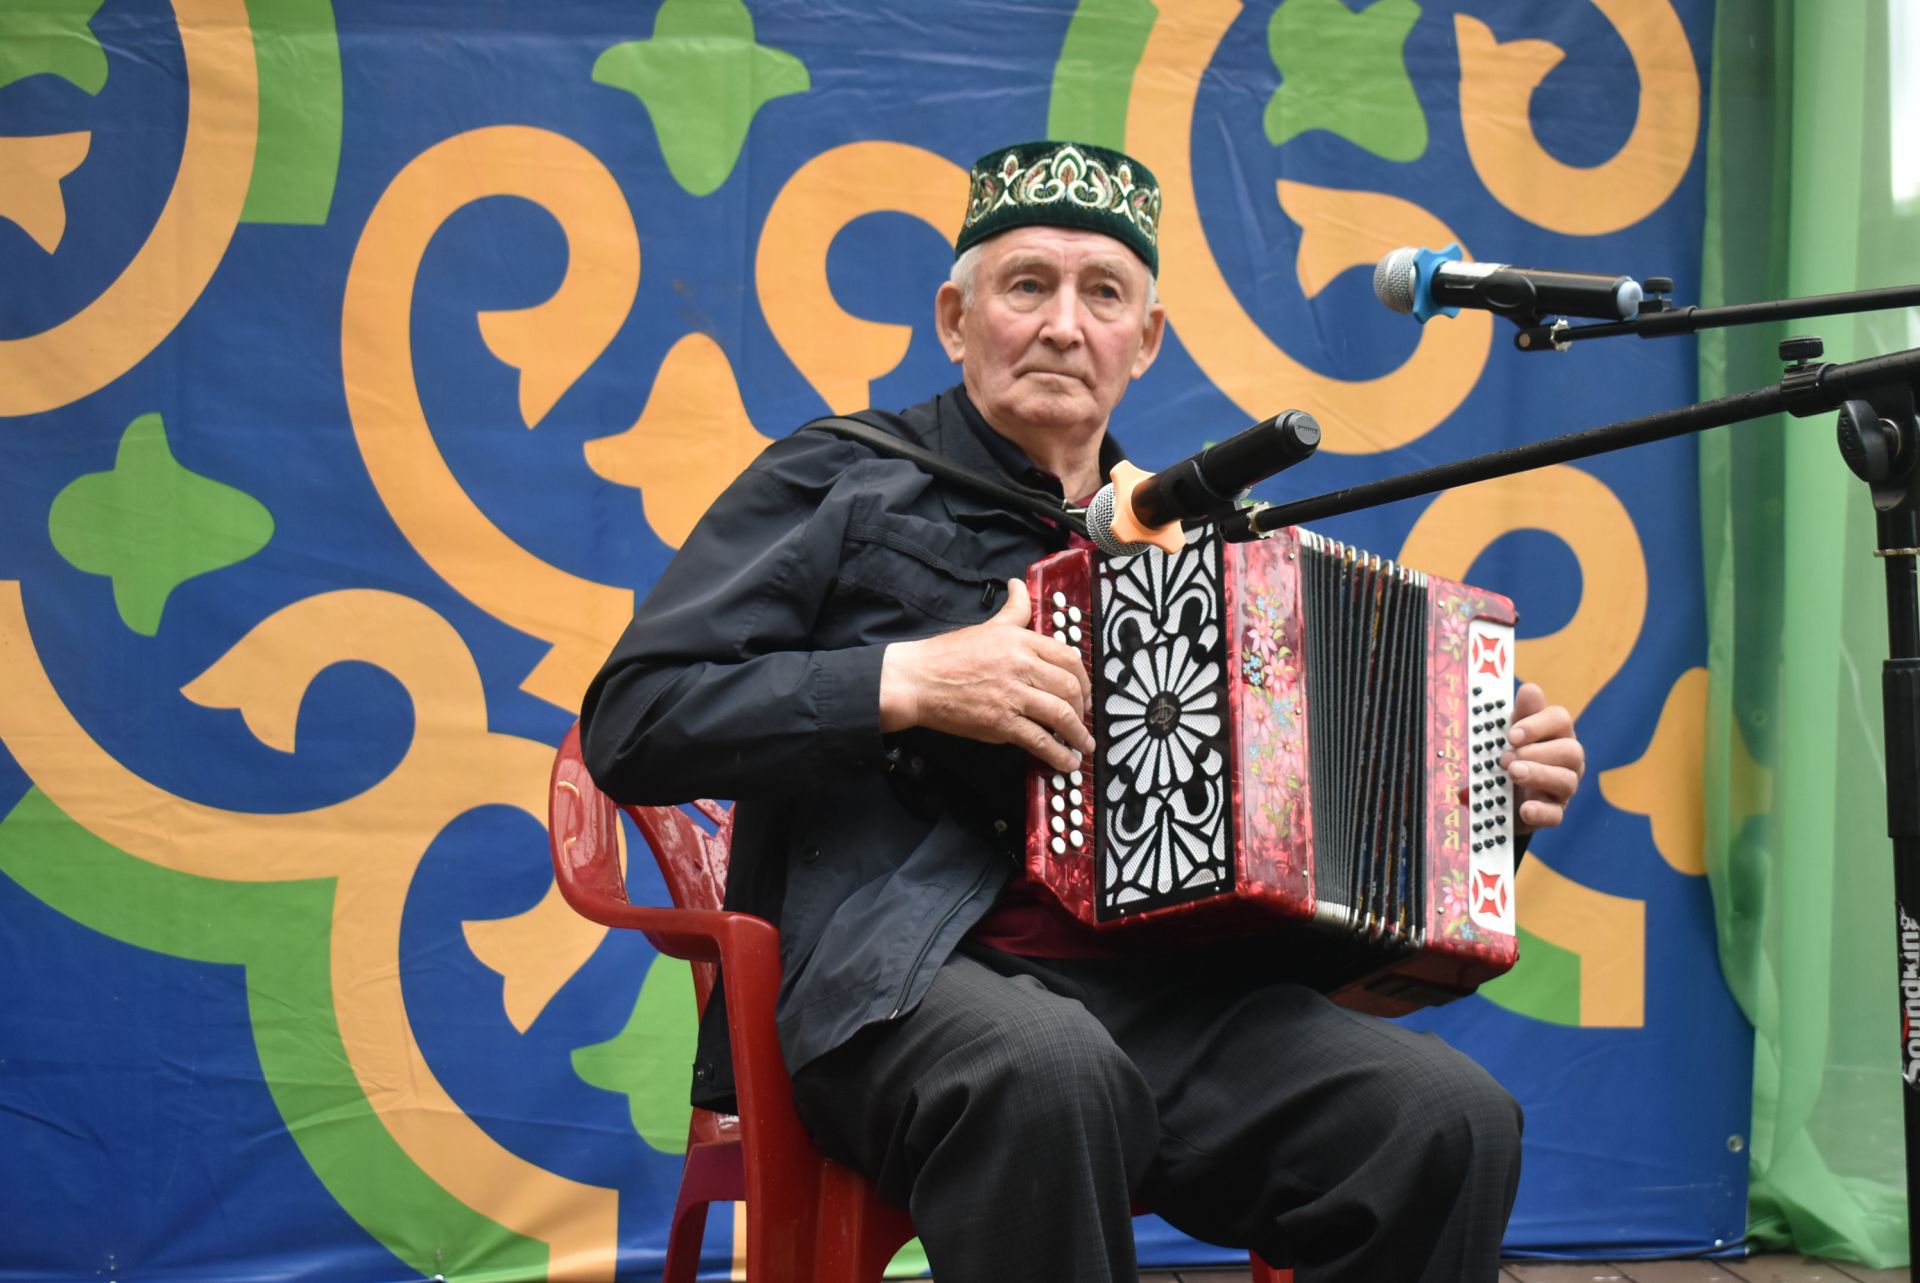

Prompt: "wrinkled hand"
[879,578,1094,772]
[1502,682,1583,834]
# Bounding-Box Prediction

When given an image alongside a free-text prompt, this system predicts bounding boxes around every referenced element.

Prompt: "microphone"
[1086,411,1321,556]
[1374,244,1644,324]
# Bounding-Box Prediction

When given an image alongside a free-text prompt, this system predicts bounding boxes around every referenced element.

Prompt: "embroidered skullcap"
[955,139,1162,276]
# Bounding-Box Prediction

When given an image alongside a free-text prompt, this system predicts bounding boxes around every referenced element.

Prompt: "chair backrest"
[550,723,735,1012]
[628,798,734,917]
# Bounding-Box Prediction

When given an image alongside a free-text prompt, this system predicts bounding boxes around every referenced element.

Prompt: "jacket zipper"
[888,859,995,1020]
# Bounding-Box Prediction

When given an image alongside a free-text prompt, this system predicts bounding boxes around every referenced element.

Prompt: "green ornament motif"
[0,0,107,94]
[48,414,275,637]
[592,0,810,198]
[1048,0,1159,151]
[241,0,345,227]
[1478,925,1583,1026]
[571,954,698,1153]
[1265,0,1427,163]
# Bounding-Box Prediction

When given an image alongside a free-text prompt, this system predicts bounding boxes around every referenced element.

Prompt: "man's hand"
[879,578,1094,773]
[1502,682,1584,834]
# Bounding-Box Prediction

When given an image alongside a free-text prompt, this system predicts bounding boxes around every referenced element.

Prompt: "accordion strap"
[804,416,1090,537]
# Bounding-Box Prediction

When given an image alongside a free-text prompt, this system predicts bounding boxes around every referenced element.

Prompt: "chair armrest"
[558,898,771,974]
[548,723,814,1234]
[563,872,810,1223]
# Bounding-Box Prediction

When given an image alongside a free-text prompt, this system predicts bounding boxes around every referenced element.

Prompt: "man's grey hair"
[948,242,1159,317]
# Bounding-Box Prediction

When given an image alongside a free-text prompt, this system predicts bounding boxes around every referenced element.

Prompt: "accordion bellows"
[1025,526,1521,1014]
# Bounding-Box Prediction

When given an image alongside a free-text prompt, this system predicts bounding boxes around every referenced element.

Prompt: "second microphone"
[1087,410,1321,556]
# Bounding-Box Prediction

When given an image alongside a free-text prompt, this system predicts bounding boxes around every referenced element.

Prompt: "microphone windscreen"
[1084,485,1158,558]
[1373,247,1419,314]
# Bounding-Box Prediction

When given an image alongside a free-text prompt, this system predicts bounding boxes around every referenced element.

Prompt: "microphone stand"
[1510,281,1920,353]
[1231,331,1920,1269]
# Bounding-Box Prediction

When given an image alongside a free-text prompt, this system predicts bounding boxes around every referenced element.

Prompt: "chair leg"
[663,1193,710,1283]
[670,1141,743,1283]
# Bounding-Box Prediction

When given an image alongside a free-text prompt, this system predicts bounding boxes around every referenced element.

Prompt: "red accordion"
[1024,525,1521,1015]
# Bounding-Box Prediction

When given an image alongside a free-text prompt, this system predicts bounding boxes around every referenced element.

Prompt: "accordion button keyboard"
[1457,625,1520,934]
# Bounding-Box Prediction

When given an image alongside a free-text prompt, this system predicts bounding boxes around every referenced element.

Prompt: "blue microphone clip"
[1410,243,1464,324]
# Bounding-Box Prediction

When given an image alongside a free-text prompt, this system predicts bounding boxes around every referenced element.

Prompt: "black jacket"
[580,386,1106,1109]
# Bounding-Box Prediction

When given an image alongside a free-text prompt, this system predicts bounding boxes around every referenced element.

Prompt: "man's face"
[936,225,1165,442]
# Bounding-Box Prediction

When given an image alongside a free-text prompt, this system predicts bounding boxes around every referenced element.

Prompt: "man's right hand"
[878,578,1095,773]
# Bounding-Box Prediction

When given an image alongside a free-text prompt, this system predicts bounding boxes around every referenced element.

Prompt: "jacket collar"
[930,386,1128,515]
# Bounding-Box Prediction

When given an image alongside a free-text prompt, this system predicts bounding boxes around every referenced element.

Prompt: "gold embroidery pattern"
[962,143,1160,251]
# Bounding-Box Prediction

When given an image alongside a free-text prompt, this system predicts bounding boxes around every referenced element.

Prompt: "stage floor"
[1134,1257,1910,1282]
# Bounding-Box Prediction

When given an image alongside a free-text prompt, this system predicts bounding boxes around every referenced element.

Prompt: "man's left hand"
[1502,682,1583,835]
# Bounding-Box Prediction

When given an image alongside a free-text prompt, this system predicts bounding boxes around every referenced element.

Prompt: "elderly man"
[581,140,1584,1282]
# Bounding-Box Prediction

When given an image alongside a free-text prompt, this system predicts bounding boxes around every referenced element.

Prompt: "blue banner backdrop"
[0,0,1748,1277]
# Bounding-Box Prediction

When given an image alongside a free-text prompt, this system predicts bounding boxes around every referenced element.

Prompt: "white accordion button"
[1052,610,1067,628]
[1053,630,1068,643]
[1069,770,1083,786]
[1068,625,1082,644]
[1051,773,1066,791]
[1069,830,1084,849]
[1051,794,1065,813]
[1069,788,1083,807]
[1052,591,1067,608]
[1051,836,1066,854]
[1051,815,1065,834]
[1068,606,1083,623]
[1070,809,1084,827]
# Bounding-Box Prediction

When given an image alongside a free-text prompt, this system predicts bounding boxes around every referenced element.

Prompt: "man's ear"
[935,281,967,364]
[1131,301,1167,380]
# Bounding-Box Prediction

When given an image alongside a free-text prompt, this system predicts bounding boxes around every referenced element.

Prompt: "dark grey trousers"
[790,943,1522,1283]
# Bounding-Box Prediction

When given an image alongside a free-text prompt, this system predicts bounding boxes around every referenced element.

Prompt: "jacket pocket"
[836,511,1003,628]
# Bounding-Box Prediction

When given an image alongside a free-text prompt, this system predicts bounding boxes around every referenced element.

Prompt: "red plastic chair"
[549,722,912,1281]
[548,722,1291,1281]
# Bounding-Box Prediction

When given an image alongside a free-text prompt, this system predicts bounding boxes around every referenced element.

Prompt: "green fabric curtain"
[1702,0,1915,1266]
